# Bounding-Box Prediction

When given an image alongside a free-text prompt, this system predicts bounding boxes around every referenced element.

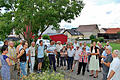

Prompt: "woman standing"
[77,47,88,75]
[17,41,28,78]
[89,42,99,78]
[0,45,12,80]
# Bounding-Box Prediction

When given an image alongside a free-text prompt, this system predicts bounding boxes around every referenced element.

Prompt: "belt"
[31,56,35,57]
[49,54,55,56]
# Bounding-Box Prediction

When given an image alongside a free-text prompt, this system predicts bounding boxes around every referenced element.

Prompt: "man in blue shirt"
[46,40,57,71]
[37,40,44,73]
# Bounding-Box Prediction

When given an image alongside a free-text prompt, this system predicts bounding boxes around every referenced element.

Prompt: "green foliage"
[0,0,84,43]
[98,37,104,42]
[90,35,96,40]
[91,39,98,43]
[23,71,64,80]
[42,34,51,40]
[117,32,120,34]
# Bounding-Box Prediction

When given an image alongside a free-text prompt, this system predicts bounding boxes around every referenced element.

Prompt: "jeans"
[67,57,74,70]
[60,57,66,66]
[20,62,27,77]
[48,55,56,71]
[30,57,35,73]
[102,72,108,80]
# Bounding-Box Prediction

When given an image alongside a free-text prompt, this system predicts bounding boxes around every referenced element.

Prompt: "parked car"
[36,39,50,49]
[0,41,4,49]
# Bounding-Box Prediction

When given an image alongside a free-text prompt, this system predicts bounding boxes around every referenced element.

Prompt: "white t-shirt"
[67,49,75,57]
[29,46,35,56]
[56,44,63,52]
[107,57,120,80]
[74,49,81,60]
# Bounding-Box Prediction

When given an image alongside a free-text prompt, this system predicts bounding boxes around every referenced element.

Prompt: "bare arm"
[17,50,24,59]
[103,61,111,67]
[107,70,115,80]
[6,58,12,66]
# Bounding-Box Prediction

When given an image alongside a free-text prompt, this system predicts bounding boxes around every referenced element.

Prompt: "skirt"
[89,55,99,71]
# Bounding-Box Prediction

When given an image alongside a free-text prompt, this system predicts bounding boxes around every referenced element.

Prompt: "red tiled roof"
[106,28,120,34]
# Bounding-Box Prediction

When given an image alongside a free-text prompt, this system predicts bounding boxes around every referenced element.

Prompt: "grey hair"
[113,50,120,59]
[106,46,112,52]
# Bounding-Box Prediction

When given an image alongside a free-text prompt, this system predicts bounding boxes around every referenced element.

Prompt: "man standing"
[29,42,36,73]
[37,40,44,73]
[7,41,17,80]
[46,40,57,71]
[56,41,63,67]
[101,46,113,80]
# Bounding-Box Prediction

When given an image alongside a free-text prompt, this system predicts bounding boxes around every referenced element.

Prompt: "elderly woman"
[107,50,120,80]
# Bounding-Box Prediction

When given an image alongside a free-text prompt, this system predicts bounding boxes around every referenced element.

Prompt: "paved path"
[58,64,103,80]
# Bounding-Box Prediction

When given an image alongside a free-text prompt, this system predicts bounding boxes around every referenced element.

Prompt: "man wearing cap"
[56,41,63,67]
[101,46,113,80]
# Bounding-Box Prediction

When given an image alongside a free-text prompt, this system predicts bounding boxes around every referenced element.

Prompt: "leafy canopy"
[0,0,84,42]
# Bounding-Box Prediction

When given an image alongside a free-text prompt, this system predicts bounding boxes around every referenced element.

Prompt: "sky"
[60,0,120,29]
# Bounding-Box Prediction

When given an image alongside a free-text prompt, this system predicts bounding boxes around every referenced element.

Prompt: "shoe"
[89,74,94,76]
[77,73,80,75]
[87,69,89,72]
[71,70,73,72]
[93,76,98,78]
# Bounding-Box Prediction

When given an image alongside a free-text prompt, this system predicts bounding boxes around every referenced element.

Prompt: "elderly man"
[101,46,113,80]
[56,41,63,67]
[7,41,17,80]
[47,40,57,71]
[29,42,36,73]
[107,50,120,80]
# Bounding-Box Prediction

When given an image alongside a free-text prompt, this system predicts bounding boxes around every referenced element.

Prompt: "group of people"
[0,40,120,80]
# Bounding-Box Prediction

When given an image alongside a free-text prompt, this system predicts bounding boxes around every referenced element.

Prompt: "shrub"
[91,39,98,43]
[23,71,65,80]
[98,37,104,42]
[42,34,51,40]
[90,35,96,40]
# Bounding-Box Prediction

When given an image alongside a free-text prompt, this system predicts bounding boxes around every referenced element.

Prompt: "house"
[76,24,100,39]
[99,28,108,33]
[98,28,120,39]
[63,29,84,40]
[39,33,67,44]
[56,28,65,33]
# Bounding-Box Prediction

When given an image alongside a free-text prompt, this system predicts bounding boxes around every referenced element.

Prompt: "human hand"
[101,60,104,64]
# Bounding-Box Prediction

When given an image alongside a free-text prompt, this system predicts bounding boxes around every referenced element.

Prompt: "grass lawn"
[103,43,120,51]
[87,42,120,51]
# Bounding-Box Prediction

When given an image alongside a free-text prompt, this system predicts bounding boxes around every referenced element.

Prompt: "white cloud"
[60,0,120,29]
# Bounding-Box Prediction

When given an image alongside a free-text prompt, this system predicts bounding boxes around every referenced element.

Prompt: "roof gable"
[77,24,99,32]
[64,29,83,36]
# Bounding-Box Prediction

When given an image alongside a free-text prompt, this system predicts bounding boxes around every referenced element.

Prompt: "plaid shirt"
[79,51,88,63]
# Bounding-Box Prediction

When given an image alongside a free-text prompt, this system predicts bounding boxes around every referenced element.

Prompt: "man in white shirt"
[71,46,81,72]
[56,41,63,67]
[67,46,75,70]
[29,42,36,73]
[73,40,79,50]
[107,50,120,80]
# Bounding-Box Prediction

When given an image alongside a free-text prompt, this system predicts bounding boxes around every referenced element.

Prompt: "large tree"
[0,0,84,44]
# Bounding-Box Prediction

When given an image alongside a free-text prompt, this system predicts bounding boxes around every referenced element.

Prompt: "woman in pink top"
[77,47,88,75]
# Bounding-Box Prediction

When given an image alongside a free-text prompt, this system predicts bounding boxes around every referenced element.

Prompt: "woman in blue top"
[0,45,12,80]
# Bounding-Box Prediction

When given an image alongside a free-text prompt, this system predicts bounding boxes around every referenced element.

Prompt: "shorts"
[73,60,79,64]
[38,58,44,63]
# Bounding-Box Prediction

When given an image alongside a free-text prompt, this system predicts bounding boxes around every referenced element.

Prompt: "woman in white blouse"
[107,50,120,80]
